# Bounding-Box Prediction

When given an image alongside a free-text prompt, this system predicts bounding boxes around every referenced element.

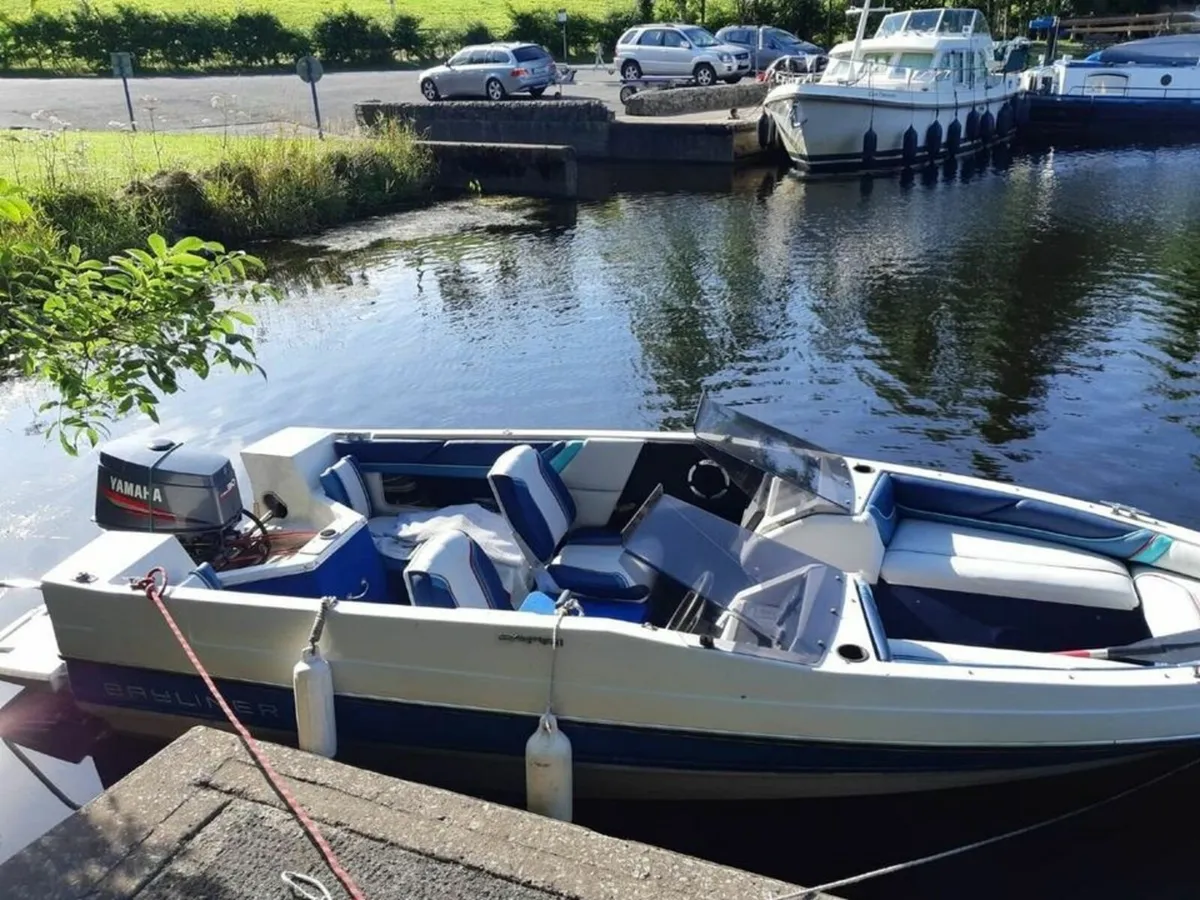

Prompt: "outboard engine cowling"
[95,436,245,565]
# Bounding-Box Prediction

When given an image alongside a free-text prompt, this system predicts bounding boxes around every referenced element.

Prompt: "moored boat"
[762,2,1025,177]
[1022,34,1200,143]
[8,396,1200,800]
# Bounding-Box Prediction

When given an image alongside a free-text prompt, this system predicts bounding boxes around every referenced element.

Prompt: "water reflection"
[6,147,1200,878]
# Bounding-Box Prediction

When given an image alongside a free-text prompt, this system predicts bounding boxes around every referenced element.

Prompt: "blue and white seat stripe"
[487,444,576,565]
[404,529,510,610]
[319,456,371,517]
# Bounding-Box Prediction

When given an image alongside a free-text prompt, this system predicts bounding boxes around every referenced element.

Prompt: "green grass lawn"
[4,124,432,258]
[2,127,362,190]
[3,0,635,30]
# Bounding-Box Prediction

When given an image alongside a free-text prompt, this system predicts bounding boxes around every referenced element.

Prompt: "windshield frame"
[691,394,856,513]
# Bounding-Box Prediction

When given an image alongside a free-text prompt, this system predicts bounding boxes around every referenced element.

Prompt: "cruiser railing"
[1057,82,1200,98]
[835,59,1012,91]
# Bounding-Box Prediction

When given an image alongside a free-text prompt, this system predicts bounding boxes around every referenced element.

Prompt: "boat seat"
[321,456,415,574]
[1130,565,1200,637]
[404,529,513,610]
[404,529,648,623]
[880,519,1140,611]
[321,456,372,517]
[487,444,655,604]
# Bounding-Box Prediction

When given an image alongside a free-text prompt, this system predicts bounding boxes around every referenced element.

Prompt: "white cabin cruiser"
[762,3,1025,176]
[10,396,1200,801]
[1022,34,1200,142]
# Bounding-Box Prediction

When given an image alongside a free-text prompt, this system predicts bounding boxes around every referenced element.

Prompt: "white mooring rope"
[546,595,583,714]
[773,753,1200,900]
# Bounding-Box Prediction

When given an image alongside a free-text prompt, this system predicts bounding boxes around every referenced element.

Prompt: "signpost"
[111,51,136,131]
[296,55,325,139]
[557,9,568,61]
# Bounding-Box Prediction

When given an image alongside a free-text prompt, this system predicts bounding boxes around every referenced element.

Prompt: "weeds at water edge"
[2,105,433,258]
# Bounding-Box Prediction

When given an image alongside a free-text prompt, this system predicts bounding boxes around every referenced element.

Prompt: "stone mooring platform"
[0,726,838,900]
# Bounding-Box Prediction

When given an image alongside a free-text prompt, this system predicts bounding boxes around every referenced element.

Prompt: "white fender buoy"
[525,711,573,822]
[293,645,337,759]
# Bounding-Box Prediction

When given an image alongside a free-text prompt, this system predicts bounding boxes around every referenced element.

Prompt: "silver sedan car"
[419,42,558,102]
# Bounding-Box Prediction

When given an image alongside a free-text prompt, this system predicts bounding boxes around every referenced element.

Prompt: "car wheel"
[420,78,440,101]
[694,63,717,87]
[485,77,507,101]
[620,59,642,81]
[529,86,546,98]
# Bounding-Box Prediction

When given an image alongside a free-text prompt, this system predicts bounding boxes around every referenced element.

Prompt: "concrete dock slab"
[0,726,838,900]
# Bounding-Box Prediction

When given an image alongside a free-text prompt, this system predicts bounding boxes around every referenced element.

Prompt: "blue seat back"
[404,529,510,610]
[320,456,371,517]
[487,444,577,566]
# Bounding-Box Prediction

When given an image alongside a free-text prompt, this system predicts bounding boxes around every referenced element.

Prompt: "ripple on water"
[4,143,1200,887]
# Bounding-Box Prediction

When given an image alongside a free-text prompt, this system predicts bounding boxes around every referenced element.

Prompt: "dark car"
[714,25,824,71]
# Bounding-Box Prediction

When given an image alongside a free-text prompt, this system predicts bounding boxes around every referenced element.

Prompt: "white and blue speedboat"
[1022,34,1200,141]
[7,396,1200,800]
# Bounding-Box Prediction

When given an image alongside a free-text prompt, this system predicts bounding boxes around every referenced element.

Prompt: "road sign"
[556,8,567,22]
[296,55,324,84]
[111,52,136,131]
[295,56,325,138]
[111,51,133,79]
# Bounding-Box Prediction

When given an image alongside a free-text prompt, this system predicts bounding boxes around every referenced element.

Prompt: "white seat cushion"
[881,519,1139,611]
[404,529,510,610]
[542,543,656,599]
[1131,565,1200,637]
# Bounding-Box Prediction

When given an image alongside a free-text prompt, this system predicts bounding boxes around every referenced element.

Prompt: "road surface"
[0,67,631,134]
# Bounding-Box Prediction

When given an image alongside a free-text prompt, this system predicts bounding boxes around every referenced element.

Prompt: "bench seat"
[881,519,1139,611]
[1130,565,1200,637]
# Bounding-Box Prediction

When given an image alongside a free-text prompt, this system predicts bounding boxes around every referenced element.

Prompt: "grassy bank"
[3,123,433,258]
[0,0,631,34]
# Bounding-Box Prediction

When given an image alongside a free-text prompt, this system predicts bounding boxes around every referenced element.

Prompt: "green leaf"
[146,234,168,258]
[166,252,209,268]
[11,229,276,457]
[226,309,256,326]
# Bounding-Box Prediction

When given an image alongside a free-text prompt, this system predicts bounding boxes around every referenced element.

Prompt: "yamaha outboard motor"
[95,436,260,567]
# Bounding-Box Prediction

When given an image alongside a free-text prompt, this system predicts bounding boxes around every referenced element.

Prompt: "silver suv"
[419,42,557,102]
[615,23,751,86]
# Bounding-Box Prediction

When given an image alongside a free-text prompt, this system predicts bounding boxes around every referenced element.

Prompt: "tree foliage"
[0,178,279,454]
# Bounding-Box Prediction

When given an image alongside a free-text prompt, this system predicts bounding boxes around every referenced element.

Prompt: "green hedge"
[0,5,648,73]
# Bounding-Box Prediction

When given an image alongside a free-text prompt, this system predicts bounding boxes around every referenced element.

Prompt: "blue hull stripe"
[67,659,1173,775]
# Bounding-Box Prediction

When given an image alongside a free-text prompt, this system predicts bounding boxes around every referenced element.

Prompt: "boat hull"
[69,658,1173,801]
[764,84,1024,177]
[1024,94,1200,143]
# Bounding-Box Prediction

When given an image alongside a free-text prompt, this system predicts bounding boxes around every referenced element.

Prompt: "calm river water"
[3,145,1200,896]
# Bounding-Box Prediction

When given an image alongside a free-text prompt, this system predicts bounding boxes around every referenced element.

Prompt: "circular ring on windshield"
[687,459,730,501]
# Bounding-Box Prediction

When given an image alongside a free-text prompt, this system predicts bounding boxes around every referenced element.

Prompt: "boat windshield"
[692,395,855,513]
[874,8,988,37]
[623,492,846,665]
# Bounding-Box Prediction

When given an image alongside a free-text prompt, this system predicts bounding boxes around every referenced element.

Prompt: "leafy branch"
[0,177,280,454]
